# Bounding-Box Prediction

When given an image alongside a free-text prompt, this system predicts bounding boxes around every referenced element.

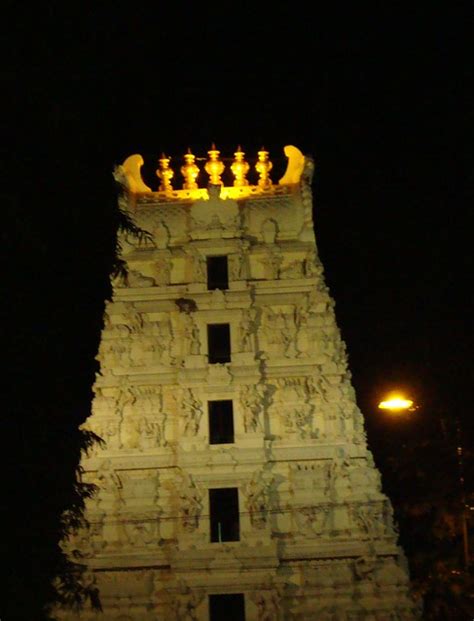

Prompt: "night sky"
[2,5,472,617]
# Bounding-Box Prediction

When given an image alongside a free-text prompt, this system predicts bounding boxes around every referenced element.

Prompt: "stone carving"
[91,391,118,417]
[151,252,172,285]
[124,513,160,547]
[192,252,206,282]
[303,248,323,278]
[300,155,315,227]
[325,456,352,497]
[124,303,145,334]
[261,308,297,357]
[244,472,272,529]
[173,581,204,621]
[178,472,203,532]
[238,309,257,352]
[97,340,130,368]
[241,384,265,432]
[181,312,201,356]
[181,388,203,436]
[127,269,156,288]
[229,252,248,280]
[295,304,311,357]
[153,220,170,249]
[293,404,315,439]
[94,460,123,511]
[294,504,330,537]
[260,248,282,279]
[353,555,377,581]
[254,590,280,621]
[350,502,388,539]
[137,416,164,448]
[117,386,138,417]
[130,334,170,367]
[280,259,303,279]
[277,376,307,400]
[93,417,121,450]
[190,195,239,230]
[73,519,106,557]
[261,218,278,244]
[306,375,330,403]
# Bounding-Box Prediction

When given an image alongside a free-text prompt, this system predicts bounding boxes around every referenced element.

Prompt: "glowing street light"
[378,394,414,413]
[377,391,470,569]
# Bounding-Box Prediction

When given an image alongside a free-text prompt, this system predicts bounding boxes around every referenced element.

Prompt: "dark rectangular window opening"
[209,400,234,445]
[209,593,245,621]
[208,324,231,364]
[209,488,240,542]
[207,256,229,290]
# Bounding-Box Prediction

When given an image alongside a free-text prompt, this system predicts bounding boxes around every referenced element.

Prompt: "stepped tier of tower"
[60,147,419,620]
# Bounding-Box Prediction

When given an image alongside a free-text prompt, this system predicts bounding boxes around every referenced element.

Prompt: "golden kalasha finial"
[156,153,174,192]
[205,144,225,185]
[230,146,250,187]
[181,149,200,190]
[255,147,273,188]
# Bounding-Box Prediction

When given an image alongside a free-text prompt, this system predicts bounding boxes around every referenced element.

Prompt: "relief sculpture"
[178,472,203,532]
[244,472,273,529]
[181,312,201,356]
[181,388,203,436]
[241,384,265,432]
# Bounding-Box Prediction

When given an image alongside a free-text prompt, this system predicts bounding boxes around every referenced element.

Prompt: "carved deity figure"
[245,473,271,529]
[325,455,352,497]
[294,304,311,357]
[303,248,323,278]
[293,404,314,439]
[294,504,330,537]
[263,310,285,346]
[353,555,378,582]
[238,309,256,353]
[181,313,201,355]
[282,313,297,357]
[93,418,121,450]
[181,388,202,436]
[263,249,282,280]
[241,384,265,432]
[127,269,156,288]
[192,254,206,282]
[94,460,123,511]
[97,341,129,368]
[122,303,144,334]
[153,220,170,249]
[152,253,171,286]
[178,472,203,532]
[280,259,303,279]
[117,386,137,417]
[229,253,247,281]
[254,590,280,621]
[173,582,203,621]
[125,515,157,547]
[351,502,388,539]
[306,375,329,403]
[138,416,163,449]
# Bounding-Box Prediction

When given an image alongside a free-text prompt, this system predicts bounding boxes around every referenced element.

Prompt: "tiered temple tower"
[64,146,420,620]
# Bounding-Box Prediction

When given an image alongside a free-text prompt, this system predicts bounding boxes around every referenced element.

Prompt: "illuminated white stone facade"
[62,147,420,620]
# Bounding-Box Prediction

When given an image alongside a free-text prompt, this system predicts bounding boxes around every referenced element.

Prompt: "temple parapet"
[114,145,309,203]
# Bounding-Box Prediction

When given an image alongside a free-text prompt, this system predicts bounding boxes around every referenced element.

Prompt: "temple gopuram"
[60,145,420,620]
